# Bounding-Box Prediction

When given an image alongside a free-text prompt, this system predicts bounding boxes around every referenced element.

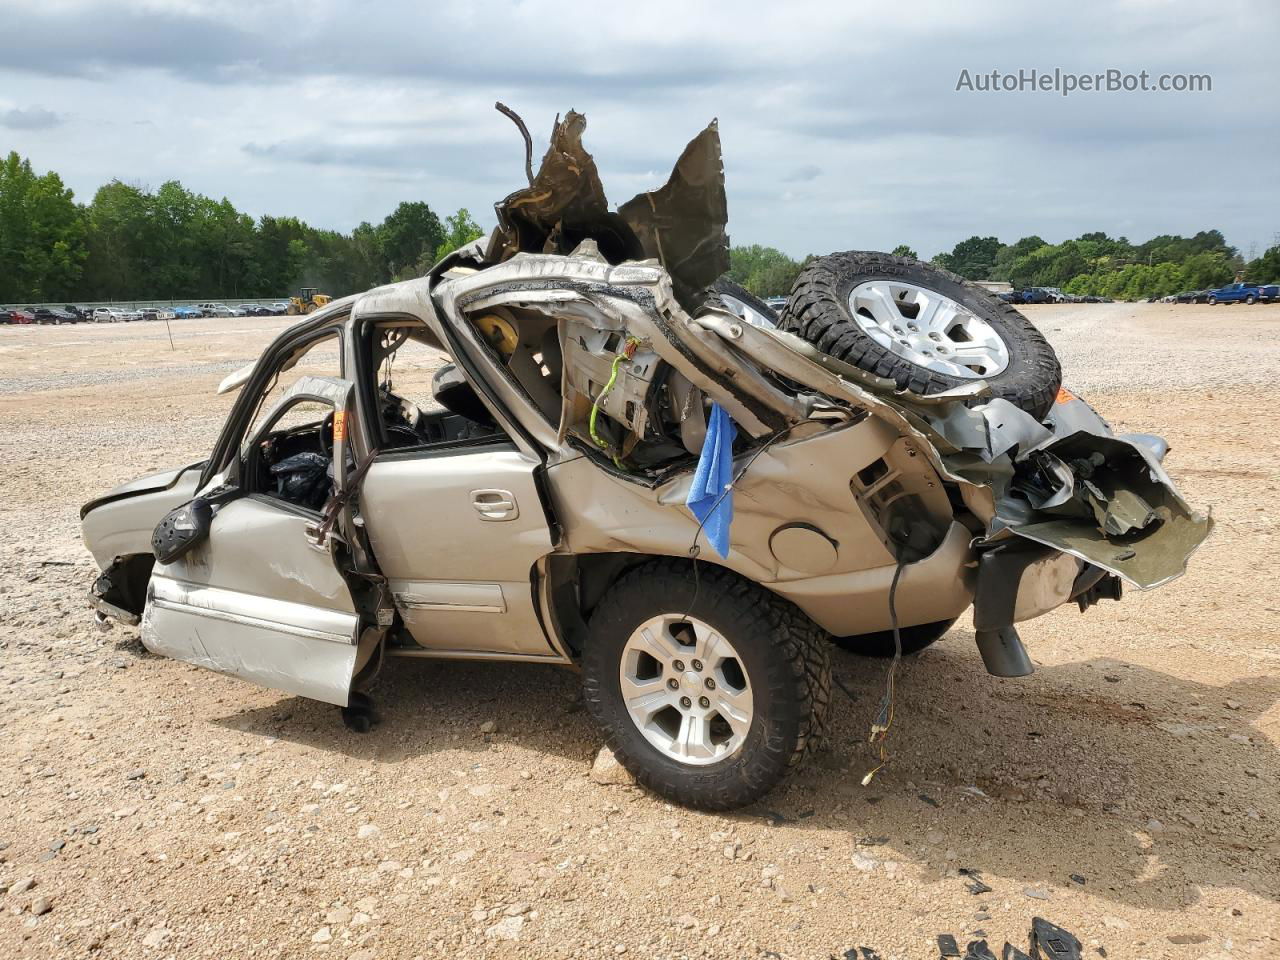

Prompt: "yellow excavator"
[286,287,332,316]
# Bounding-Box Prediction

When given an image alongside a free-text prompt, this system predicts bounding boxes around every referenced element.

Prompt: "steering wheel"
[320,411,334,457]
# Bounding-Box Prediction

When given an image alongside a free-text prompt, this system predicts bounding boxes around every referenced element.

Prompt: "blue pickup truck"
[1207,281,1280,305]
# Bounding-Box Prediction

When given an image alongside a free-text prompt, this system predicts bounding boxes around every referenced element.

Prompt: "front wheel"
[1208,296,1217,305]
[582,561,831,810]
[1245,295,1256,305]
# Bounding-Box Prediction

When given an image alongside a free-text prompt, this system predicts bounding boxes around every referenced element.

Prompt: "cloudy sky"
[2,0,1277,259]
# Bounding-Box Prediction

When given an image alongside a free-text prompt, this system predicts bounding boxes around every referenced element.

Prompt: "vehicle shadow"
[211,632,1279,911]
[212,656,595,768]
[759,633,1280,910]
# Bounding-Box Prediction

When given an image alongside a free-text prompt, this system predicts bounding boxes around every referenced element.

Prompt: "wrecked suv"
[80,110,1210,810]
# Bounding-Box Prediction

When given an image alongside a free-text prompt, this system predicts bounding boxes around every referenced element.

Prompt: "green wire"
[590,350,629,469]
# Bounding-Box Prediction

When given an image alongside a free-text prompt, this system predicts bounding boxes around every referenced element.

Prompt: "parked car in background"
[269,302,291,315]
[64,305,89,321]
[92,308,122,323]
[198,302,235,317]
[1207,281,1273,305]
[34,307,78,324]
[1020,287,1055,304]
[5,308,36,324]
[173,306,203,319]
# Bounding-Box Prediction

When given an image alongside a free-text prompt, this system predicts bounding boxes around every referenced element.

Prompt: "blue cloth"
[685,402,737,559]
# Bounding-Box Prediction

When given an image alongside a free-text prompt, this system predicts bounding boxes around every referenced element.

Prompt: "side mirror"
[152,497,215,564]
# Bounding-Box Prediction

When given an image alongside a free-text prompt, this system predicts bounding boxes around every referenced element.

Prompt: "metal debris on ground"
[1030,917,1083,960]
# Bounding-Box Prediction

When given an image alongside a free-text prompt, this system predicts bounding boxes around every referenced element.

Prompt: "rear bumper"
[973,539,1121,635]
[772,522,976,636]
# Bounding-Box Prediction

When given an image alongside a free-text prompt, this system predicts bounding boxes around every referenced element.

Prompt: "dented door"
[142,377,366,706]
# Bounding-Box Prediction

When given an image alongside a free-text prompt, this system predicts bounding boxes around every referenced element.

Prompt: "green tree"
[933,235,1002,279]
[1247,244,1280,282]
[727,244,804,296]
[890,244,917,259]
[430,208,486,268]
[0,151,86,301]
[81,180,155,299]
[378,201,444,281]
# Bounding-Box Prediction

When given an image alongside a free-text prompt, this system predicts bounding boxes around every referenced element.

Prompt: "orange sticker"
[1055,387,1074,405]
[332,409,347,442]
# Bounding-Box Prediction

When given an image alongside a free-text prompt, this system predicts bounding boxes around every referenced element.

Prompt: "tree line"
[0,150,483,303]
[4,149,1277,305]
[731,233,1279,301]
[929,230,1279,300]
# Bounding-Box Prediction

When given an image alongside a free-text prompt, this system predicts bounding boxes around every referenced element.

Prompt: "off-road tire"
[780,251,1062,418]
[832,617,956,658]
[582,560,831,810]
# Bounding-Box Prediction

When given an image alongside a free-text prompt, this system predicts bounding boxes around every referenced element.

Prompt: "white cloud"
[0,0,1275,258]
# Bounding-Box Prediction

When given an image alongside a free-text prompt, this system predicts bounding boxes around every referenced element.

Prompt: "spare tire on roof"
[778,251,1062,418]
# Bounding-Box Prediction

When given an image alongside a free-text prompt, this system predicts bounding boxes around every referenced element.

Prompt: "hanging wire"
[862,555,907,785]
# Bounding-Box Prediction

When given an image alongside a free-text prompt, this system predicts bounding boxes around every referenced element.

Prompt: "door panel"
[141,375,368,707]
[143,496,360,705]
[361,448,556,656]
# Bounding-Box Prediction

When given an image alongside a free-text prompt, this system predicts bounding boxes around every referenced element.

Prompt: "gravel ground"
[0,304,1277,959]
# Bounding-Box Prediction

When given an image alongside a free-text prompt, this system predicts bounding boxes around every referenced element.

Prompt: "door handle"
[471,489,518,521]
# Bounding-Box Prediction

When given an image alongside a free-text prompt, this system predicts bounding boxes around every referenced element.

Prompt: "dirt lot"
[0,303,1277,959]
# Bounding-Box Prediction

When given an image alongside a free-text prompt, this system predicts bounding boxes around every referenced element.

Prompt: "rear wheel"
[832,617,956,658]
[583,560,830,810]
[781,251,1062,418]
[1245,295,1256,305]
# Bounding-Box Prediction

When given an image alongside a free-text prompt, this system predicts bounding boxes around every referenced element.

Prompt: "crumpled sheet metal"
[438,253,808,438]
[616,121,729,312]
[488,111,611,263]
[488,111,729,315]
[690,304,1211,587]
[1005,431,1213,588]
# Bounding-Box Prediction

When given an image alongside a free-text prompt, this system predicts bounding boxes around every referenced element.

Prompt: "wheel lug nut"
[691,659,703,671]
[672,659,685,672]
[680,696,692,709]
[705,678,716,689]
[698,696,710,708]
[667,678,679,690]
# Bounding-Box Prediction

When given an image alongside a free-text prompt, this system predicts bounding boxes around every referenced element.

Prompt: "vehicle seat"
[431,363,496,428]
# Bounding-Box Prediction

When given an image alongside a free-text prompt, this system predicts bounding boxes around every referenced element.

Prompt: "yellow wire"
[589,339,640,469]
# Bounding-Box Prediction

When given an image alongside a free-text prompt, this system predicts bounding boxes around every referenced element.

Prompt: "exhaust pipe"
[974,626,1034,677]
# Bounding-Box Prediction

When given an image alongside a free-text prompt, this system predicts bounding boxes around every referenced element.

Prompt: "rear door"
[143,376,379,705]
[360,442,557,656]
[350,321,559,658]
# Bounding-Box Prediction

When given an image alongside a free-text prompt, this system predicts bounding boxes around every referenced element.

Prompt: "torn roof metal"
[488,106,729,314]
